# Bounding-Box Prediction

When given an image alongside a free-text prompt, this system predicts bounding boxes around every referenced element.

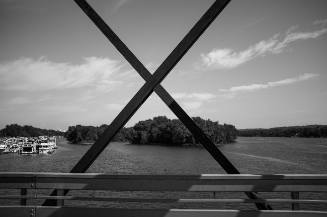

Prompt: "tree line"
[238,125,327,137]
[64,124,128,144]
[0,124,64,137]
[65,116,238,145]
[2,122,326,142]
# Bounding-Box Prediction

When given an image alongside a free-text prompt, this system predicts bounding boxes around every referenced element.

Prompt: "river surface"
[1,137,327,210]
[0,137,326,174]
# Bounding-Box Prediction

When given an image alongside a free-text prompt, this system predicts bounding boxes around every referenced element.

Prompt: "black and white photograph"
[0,0,327,216]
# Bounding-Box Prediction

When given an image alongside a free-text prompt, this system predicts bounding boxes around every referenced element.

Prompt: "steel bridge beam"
[70,0,230,174]
[44,0,271,210]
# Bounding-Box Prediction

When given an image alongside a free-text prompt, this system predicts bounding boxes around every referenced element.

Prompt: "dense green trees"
[0,124,64,137]
[3,122,325,143]
[238,125,327,137]
[65,124,131,144]
[126,116,237,145]
[65,116,237,145]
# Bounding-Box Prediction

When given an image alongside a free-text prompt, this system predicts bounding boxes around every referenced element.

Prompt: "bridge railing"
[1,172,327,217]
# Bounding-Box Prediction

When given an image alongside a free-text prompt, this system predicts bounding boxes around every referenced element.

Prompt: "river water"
[1,137,326,174]
[1,137,326,210]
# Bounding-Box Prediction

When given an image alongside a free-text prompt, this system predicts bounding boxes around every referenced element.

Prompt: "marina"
[0,136,57,155]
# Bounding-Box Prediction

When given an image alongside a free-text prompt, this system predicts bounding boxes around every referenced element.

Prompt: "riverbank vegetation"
[65,116,237,146]
[238,125,327,137]
[0,124,64,137]
[3,122,325,145]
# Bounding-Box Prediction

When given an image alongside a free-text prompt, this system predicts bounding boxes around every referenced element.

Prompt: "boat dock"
[0,136,57,155]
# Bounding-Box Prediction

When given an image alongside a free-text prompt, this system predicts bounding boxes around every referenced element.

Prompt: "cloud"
[112,0,131,14]
[314,19,327,26]
[172,92,216,110]
[5,94,59,106]
[0,57,125,92]
[172,92,216,101]
[106,103,124,110]
[201,25,327,69]
[220,73,319,97]
[182,101,203,110]
[38,104,88,113]
[7,97,31,105]
[2,95,88,113]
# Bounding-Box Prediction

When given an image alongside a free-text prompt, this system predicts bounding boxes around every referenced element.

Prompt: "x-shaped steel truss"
[44,0,271,210]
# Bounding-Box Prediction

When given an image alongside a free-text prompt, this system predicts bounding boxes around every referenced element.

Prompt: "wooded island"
[65,116,237,145]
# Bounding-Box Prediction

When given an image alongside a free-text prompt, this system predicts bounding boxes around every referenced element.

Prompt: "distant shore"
[2,123,327,145]
[238,125,327,138]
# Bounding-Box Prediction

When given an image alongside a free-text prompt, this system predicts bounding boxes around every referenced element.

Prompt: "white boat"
[36,137,56,154]
[20,143,37,155]
[6,144,20,153]
[50,137,57,149]
[9,144,20,153]
[36,143,54,154]
[0,143,7,154]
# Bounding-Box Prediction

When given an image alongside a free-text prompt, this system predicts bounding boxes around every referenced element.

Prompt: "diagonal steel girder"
[72,0,271,210]
[70,0,231,177]
[44,0,271,209]
[72,0,238,175]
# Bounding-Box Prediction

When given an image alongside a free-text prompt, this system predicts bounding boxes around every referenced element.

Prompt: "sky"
[0,0,327,130]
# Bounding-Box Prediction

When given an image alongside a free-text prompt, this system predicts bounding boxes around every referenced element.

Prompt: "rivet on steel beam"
[30,208,35,217]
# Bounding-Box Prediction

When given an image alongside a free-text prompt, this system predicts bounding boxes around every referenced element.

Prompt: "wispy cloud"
[172,92,216,101]
[38,104,88,113]
[111,0,131,14]
[172,92,216,110]
[7,97,32,105]
[105,103,124,110]
[0,57,125,92]
[220,73,319,97]
[182,101,203,110]
[6,95,58,105]
[2,94,88,113]
[201,23,327,69]
[314,19,327,26]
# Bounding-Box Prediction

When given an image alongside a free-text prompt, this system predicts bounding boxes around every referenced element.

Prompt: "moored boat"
[36,136,57,154]
[0,144,6,154]
[3,144,20,154]
[36,143,54,154]
[19,142,37,155]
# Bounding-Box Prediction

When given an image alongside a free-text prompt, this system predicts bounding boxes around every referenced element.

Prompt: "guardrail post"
[30,207,35,217]
[291,192,299,210]
[20,188,27,206]
[57,189,65,206]
[33,175,37,206]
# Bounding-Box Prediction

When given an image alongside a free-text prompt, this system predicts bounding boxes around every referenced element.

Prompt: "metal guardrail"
[1,173,327,216]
